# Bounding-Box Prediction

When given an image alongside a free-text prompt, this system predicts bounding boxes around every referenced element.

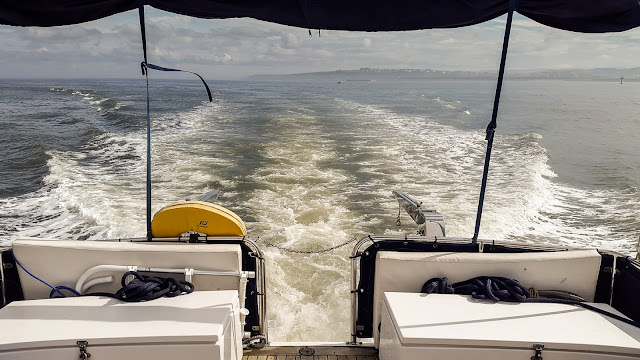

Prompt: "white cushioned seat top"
[372,250,602,345]
[12,238,243,299]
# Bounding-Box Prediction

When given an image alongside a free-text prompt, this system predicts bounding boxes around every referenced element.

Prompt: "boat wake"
[1,81,639,342]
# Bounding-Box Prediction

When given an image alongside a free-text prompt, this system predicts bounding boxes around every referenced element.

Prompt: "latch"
[77,341,91,360]
[531,343,544,360]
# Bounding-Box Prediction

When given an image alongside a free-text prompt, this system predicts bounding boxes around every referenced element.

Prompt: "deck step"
[243,345,378,360]
[243,356,378,360]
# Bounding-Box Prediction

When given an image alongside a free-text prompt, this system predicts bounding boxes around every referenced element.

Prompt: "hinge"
[531,343,544,360]
[77,341,91,360]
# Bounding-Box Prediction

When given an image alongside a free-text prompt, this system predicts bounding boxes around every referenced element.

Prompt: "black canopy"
[2,0,640,33]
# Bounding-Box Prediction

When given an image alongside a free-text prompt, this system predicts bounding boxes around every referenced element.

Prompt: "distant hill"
[514,68,640,80]
[249,67,640,81]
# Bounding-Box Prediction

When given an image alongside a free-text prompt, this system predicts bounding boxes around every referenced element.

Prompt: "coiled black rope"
[422,276,529,302]
[422,276,640,328]
[89,271,194,302]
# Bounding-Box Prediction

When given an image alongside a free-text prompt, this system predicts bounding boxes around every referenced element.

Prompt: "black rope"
[432,276,529,302]
[88,271,194,302]
[472,0,516,244]
[422,276,640,328]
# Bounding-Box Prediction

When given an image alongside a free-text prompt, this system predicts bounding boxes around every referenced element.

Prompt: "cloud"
[212,25,276,39]
[511,19,549,29]
[281,33,299,48]
[1,9,640,79]
[24,26,100,40]
[438,38,456,45]
[312,49,333,58]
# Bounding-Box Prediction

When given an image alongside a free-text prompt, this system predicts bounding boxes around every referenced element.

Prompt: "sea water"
[0,78,639,340]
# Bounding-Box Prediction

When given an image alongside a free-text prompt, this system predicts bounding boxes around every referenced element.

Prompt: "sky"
[1,8,640,80]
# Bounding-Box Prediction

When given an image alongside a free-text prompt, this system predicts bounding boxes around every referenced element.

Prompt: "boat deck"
[243,345,379,360]
[243,357,378,360]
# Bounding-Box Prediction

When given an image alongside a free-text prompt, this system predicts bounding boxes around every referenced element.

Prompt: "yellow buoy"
[151,201,246,237]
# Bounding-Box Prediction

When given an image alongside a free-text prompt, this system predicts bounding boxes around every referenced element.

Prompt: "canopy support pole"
[472,0,515,244]
[138,2,152,241]
[136,3,212,241]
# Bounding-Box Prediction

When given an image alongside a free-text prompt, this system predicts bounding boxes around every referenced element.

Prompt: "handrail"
[75,264,255,294]
[0,249,7,308]
[242,237,269,342]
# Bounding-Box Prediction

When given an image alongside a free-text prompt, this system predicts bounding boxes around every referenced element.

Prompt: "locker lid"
[384,292,640,356]
[0,290,238,352]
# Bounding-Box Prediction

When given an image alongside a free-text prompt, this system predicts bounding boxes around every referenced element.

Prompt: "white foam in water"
[245,112,364,341]
[331,98,639,255]
[0,96,229,245]
[0,134,151,244]
[368,109,473,229]
[431,96,458,109]
[0,186,103,244]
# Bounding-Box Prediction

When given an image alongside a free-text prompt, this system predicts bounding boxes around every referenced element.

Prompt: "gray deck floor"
[243,345,379,360]
[243,356,378,360]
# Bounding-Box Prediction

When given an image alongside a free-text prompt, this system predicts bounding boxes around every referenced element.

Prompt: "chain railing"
[255,236,358,254]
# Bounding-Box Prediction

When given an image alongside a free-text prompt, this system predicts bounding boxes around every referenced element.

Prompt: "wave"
[50,86,129,115]
[430,96,460,109]
[0,99,228,245]
[331,99,640,254]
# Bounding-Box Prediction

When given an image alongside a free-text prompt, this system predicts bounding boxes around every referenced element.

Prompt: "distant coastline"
[249,67,640,82]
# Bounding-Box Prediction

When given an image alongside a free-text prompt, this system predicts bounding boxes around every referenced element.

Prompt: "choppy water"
[1,78,639,341]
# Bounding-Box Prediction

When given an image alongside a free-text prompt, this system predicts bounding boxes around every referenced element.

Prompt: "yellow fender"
[151,201,246,237]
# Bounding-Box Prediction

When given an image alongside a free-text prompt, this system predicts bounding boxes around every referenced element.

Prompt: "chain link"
[256,236,358,254]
